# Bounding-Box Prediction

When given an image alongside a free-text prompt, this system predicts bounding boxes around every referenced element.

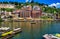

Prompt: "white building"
[0,4,15,8]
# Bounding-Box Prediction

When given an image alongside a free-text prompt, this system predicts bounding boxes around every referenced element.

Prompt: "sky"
[0,0,60,8]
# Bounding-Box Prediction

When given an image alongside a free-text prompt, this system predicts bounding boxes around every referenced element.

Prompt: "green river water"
[1,20,60,39]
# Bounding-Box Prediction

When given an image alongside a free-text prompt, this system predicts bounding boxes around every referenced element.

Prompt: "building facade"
[15,5,42,18]
[0,4,15,8]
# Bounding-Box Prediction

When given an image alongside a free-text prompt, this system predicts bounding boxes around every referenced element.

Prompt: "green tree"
[15,5,21,9]
[5,8,14,12]
[0,15,3,28]
[0,16,3,22]
[3,2,8,4]
[1,8,5,11]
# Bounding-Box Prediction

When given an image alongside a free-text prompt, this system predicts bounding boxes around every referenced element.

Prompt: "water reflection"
[0,20,60,39]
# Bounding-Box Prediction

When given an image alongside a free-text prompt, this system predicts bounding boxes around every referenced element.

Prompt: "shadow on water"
[1,20,60,39]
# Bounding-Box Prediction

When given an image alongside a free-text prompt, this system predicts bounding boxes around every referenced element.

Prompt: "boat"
[1,31,13,37]
[0,27,10,31]
[31,20,36,24]
[43,34,60,39]
[1,28,22,39]
[13,28,22,34]
[1,28,21,37]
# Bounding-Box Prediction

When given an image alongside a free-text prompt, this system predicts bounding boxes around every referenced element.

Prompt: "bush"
[0,18,3,22]
[41,16,48,19]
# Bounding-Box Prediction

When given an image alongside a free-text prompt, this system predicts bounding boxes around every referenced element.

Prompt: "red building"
[15,5,42,18]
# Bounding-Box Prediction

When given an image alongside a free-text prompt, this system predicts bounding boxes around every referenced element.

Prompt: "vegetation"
[42,6,58,14]
[0,8,14,12]
[0,2,60,13]
[0,15,3,22]
[41,15,53,19]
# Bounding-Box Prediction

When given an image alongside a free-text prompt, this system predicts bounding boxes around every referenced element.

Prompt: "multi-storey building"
[15,5,42,18]
[0,4,15,8]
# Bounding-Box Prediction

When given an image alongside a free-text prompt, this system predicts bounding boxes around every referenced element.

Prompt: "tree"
[15,5,21,9]
[1,8,5,11]
[0,15,3,28]
[0,15,3,22]
[14,2,19,5]
[9,1,14,4]
[0,2,2,4]
[3,2,8,4]
[5,8,14,12]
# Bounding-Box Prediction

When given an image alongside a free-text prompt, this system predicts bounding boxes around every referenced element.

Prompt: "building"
[55,13,60,19]
[0,4,15,8]
[32,5,42,18]
[0,5,42,20]
[14,5,42,18]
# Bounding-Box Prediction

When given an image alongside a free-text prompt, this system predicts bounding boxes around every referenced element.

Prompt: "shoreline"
[9,18,54,22]
[3,18,60,22]
[14,18,54,20]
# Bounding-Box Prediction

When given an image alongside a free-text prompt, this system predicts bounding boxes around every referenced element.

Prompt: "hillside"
[0,2,60,14]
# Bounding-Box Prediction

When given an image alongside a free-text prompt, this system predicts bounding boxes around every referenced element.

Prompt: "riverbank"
[14,18,54,21]
[12,18,54,22]
[32,18,54,21]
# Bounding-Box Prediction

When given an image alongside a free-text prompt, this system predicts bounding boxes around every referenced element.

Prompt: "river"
[1,20,60,39]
